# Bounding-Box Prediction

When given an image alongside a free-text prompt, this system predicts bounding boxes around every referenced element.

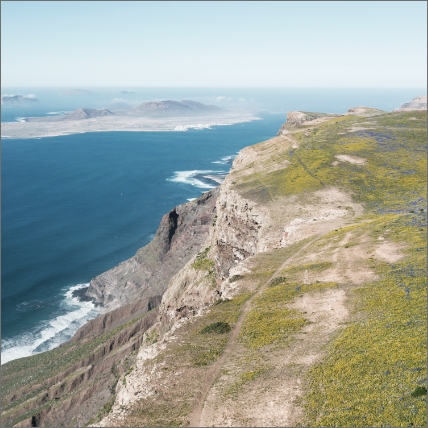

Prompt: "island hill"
[1,94,38,107]
[2,97,426,428]
[24,100,225,122]
[1,99,255,138]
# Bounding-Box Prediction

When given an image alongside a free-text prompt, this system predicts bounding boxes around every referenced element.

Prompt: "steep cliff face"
[86,188,218,313]
[210,179,262,279]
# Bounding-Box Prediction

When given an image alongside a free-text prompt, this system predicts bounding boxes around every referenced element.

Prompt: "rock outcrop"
[344,106,386,116]
[393,95,427,111]
[277,110,342,135]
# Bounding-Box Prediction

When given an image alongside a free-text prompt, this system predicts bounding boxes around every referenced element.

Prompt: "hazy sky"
[1,1,426,87]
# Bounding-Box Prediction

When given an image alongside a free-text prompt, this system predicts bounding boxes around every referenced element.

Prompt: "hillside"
[25,108,115,122]
[1,102,426,427]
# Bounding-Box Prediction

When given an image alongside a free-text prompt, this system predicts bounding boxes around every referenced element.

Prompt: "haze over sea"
[1,87,425,364]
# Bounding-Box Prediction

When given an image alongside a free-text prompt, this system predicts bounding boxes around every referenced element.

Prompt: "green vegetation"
[192,247,215,272]
[238,111,426,213]
[240,281,337,348]
[192,246,217,287]
[224,366,269,397]
[229,274,244,283]
[200,322,231,335]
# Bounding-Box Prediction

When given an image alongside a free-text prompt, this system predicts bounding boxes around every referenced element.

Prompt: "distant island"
[130,100,223,116]
[59,89,94,97]
[1,94,38,107]
[25,108,115,122]
[1,100,259,139]
[119,91,136,94]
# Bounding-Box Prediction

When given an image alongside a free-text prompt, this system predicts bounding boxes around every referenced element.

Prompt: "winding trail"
[188,235,321,427]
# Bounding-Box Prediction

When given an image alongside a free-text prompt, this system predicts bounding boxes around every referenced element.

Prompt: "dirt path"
[188,236,321,427]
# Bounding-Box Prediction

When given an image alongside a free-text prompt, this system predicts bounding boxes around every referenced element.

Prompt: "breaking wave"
[1,284,99,364]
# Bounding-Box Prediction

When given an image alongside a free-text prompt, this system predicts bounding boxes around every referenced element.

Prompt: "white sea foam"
[15,117,27,123]
[174,123,232,131]
[167,170,221,189]
[212,154,237,165]
[187,198,196,201]
[46,111,69,116]
[1,283,99,364]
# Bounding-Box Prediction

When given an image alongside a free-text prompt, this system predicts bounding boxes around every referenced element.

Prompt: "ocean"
[1,87,425,364]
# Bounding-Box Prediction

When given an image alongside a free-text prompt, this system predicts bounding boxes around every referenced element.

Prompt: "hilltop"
[1,98,426,427]
[129,100,224,117]
[1,94,38,107]
[25,108,115,123]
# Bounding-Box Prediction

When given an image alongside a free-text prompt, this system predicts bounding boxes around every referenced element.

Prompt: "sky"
[1,1,427,87]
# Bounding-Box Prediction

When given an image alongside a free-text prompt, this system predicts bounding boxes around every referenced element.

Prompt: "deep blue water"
[1,115,285,362]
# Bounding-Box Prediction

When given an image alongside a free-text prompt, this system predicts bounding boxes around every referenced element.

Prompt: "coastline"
[1,111,261,139]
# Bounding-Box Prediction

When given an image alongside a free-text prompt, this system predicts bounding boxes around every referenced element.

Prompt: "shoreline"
[1,111,261,139]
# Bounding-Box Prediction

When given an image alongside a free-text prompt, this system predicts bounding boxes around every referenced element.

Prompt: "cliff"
[2,98,426,427]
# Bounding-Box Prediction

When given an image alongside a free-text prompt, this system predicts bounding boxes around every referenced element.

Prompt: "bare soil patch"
[335,154,367,165]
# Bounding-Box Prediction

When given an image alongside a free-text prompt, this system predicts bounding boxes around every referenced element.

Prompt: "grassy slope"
[237,111,427,426]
